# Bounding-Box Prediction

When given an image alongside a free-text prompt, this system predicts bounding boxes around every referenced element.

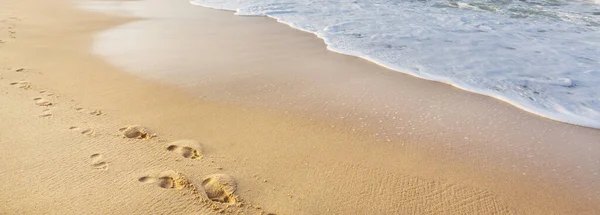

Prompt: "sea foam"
[191,0,600,128]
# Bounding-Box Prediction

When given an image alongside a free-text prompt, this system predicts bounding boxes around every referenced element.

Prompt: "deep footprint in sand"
[39,109,52,118]
[138,170,188,189]
[90,153,108,170]
[33,98,52,106]
[166,140,203,160]
[201,174,238,204]
[119,125,155,139]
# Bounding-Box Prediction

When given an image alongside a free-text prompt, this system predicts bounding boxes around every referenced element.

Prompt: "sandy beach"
[1,0,599,214]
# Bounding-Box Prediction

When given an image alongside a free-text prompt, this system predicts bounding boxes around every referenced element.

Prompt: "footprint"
[69,126,94,136]
[138,170,188,189]
[90,153,108,170]
[38,90,54,96]
[166,140,203,160]
[201,174,237,204]
[81,128,94,136]
[75,108,104,116]
[9,80,30,89]
[89,110,104,116]
[119,125,155,139]
[39,109,52,118]
[34,98,52,106]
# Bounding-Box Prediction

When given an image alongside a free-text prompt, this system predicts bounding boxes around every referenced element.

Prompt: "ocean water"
[191,0,600,128]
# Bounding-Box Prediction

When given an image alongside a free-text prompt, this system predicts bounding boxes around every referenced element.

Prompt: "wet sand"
[1,0,599,214]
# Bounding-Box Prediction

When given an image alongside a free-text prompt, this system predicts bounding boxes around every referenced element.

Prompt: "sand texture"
[1,0,599,214]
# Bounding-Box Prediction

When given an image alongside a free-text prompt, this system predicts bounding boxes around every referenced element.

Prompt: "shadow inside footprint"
[10,80,30,89]
[138,176,155,183]
[138,171,188,189]
[39,109,52,118]
[90,153,108,171]
[70,126,94,136]
[157,176,181,189]
[81,129,94,136]
[92,162,108,170]
[119,125,155,139]
[89,110,103,116]
[202,174,237,204]
[166,140,203,160]
[34,99,52,106]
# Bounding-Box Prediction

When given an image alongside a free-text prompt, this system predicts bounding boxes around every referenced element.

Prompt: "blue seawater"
[191,0,600,128]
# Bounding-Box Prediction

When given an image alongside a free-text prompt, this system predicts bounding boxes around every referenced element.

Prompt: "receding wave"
[191,0,600,128]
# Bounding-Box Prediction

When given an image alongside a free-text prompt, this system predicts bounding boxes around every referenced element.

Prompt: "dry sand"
[1,0,599,214]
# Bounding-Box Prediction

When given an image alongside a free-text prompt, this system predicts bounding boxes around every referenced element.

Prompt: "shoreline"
[89,0,600,193]
[0,0,599,214]
[190,1,600,130]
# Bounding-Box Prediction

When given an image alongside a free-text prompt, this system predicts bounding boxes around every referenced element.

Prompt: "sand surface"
[1,0,599,214]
